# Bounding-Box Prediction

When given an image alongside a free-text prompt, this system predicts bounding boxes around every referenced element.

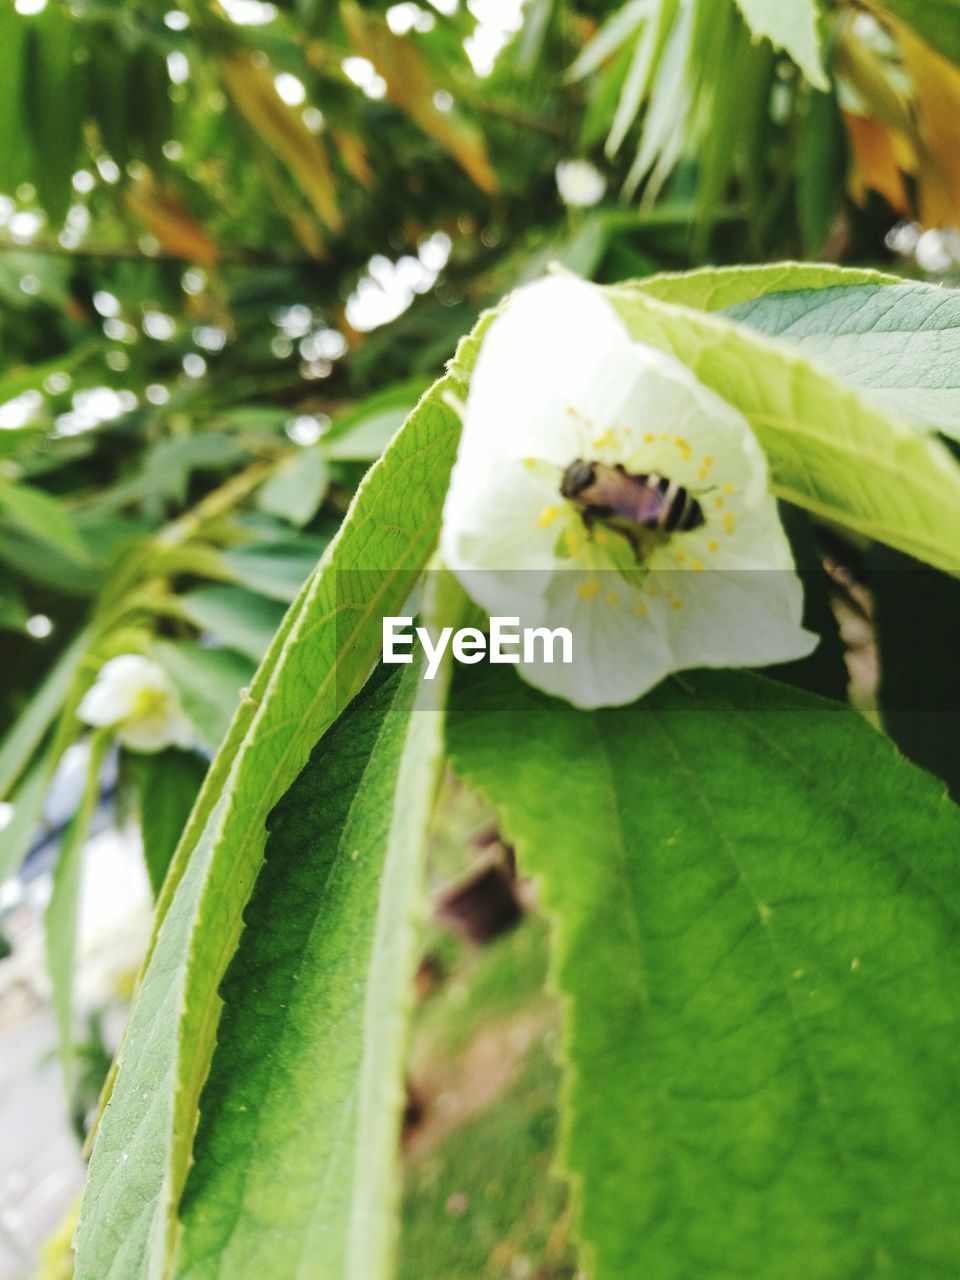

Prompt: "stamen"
[708,540,719,553]
[723,483,734,495]
[634,601,647,616]
[693,559,704,572]
[724,512,736,535]
[606,591,619,606]
[578,578,601,600]
[671,598,683,610]
[523,457,537,469]
[714,496,725,509]
[538,504,559,528]
[564,530,581,557]
[593,427,617,450]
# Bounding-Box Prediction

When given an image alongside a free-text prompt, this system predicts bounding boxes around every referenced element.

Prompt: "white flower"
[440,277,817,709]
[77,654,195,753]
[555,159,606,208]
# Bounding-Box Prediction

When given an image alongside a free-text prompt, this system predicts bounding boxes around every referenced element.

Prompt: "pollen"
[537,504,559,528]
[634,601,647,616]
[606,590,619,606]
[723,483,734,494]
[578,578,601,600]
[714,496,725,509]
[564,529,581,557]
[593,427,617,450]
[594,528,610,547]
[674,435,691,457]
[659,432,669,442]
[523,457,536,469]
[671,597,683,611]
[693,558,704,572]
[703,455,714,468]
[644,432,655,444]
[724,512,736,535]
[708,539,719,553]
[675,550,687,563]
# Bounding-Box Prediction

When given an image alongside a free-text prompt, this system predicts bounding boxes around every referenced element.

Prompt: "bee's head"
[560,458,596,500]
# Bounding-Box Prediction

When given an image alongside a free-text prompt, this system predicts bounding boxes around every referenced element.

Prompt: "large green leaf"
[731,0,828,90]
[726,283,960,439]
[177,660,444,1279]
[177,585,285,662]
[634,262,898,311]
[73,324,482,1280]
[447,665,960,1280]
[607,284,960,573]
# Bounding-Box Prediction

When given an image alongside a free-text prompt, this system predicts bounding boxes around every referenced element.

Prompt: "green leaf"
[726,283,960,439]
[0,626,91,801]
[881,0,960,69]
[178,585,285,662]
[224,536,329,602]
[447,665,960,1280]
[73,322,479,1280]
[45,733,109,1095]
[130,749,209,897]
[256,448,329,526]
[178,660,444,1279]
[0,753,49,885]
[0,479,88,562]
[634,262,898,311]
[731,0,828,90]
[24,3,83,225]
[154,641,255,750]
[324,380,427,461]
[606,284,960,573]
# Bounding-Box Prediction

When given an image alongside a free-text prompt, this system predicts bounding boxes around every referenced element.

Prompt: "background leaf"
[448,664,960,1280]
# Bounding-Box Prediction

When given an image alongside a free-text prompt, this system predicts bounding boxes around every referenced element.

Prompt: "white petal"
[461,276,635,469]
[519,569,676,709]
[77,677,138,727]
[118,704,196,753]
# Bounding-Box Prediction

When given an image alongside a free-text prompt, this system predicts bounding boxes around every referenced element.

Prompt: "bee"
[560,458,705,556]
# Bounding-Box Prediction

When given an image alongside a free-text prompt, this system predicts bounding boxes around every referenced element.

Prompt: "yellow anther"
[671,598,684,611]
[564,530,581,557]
[714,496,725,509]
[644,432,655,444]
[648,586,659,598]
[578,578,601,600]
[634,601,648,616]
[675,550,687,563]
[708,540,719,553]
[703,455,714,467]
[693,559,704,572]
[674,435,691,455]
[537,504,559,528]
[523,457,536,469]
[594,528,610,547]
[606,591,619,606]
[698,468,710,482]
[723,483,734,494]
[593,427,617,450]
[659,432,669,442]
[724,512,736,535]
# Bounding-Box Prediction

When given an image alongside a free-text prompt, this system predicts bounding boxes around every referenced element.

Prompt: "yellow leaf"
[126,178,220,264]
[219,54,343,235]
[341,4,499,194]
[889,17,960,225]
[844,112,912,216]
